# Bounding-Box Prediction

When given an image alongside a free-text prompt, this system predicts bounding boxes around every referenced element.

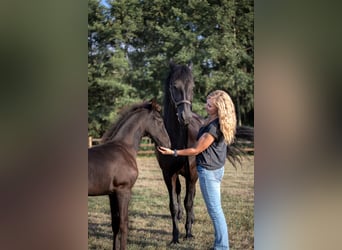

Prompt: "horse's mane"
[101,100,161,143]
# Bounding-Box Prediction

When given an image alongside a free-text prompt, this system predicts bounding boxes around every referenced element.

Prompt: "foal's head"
[143,99,171,148]
[166,61,194,126]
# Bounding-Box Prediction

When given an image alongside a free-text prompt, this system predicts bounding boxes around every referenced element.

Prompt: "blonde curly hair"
[207,90,237,144]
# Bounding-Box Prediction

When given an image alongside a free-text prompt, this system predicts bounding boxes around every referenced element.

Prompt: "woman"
[158,90,236,250]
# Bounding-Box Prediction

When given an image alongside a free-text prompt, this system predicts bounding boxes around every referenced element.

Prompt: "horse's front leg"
[184,164,198,239]
[117,190,131,250]
[163,171,181,244]
[176,176,183,220]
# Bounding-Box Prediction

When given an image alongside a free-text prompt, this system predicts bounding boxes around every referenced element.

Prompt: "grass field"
[88,156,254,250]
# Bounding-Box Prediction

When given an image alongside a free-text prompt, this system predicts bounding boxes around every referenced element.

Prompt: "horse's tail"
[226,125,254,168]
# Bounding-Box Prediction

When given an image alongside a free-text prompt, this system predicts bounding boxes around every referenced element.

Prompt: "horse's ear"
[187,61,193,70]
[169,59,176,69]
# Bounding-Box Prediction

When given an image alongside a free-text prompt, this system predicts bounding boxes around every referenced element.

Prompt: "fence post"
[88,136,92,148]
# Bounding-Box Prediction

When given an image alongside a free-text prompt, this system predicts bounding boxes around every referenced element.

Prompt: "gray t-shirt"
[196,118,227,170]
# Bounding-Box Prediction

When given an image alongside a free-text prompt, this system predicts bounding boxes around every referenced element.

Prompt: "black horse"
[88,100,171,250]
[156,61,254,244]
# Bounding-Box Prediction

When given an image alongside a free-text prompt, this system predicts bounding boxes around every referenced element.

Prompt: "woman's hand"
[157,146,173,155]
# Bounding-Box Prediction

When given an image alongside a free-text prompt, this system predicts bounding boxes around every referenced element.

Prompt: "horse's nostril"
[181,111,186,119]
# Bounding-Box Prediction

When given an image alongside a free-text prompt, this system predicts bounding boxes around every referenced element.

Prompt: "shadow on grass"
[88,222,112,239]
[127,238,200,250]
[129,211,170,219]
[129,226,169,235]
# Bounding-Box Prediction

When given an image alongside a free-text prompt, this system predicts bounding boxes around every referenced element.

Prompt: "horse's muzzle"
[178,110,191,126]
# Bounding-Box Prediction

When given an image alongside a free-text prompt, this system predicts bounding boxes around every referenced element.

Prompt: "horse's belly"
[88,163,138,196]
[88,176,113,196]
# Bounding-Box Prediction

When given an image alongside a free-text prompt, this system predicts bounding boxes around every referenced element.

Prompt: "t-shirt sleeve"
[207,123,219,140]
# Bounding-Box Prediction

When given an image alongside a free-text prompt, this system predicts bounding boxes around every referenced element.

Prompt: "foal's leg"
[117,189,131,250]
[109,194,120,250]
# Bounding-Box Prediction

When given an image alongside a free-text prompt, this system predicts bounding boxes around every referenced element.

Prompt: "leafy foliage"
[88,0,254,136]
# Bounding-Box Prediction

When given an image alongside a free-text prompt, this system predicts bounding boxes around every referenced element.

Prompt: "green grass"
[88,156,254,250]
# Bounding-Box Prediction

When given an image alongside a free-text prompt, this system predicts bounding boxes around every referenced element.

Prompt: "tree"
[88,0,140,137]
[88,0,254,136]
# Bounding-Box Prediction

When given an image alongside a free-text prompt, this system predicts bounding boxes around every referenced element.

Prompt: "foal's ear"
[150,98,161,112]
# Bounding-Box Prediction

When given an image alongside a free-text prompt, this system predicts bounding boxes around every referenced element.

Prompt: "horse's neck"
[113,117,144,152]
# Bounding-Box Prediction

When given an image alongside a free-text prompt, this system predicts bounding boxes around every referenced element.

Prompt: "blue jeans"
[197,165,229,250]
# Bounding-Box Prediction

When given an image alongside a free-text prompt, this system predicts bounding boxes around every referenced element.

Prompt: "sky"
[100,0,110,7]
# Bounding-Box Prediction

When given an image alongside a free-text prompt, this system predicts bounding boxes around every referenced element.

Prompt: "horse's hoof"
[169,239,180,245]
[184,234,194,240]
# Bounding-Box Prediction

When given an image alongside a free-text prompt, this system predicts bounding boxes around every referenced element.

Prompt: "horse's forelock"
[169,65,192,83]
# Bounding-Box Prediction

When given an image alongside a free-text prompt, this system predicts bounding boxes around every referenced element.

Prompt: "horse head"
[167,61,194,126]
